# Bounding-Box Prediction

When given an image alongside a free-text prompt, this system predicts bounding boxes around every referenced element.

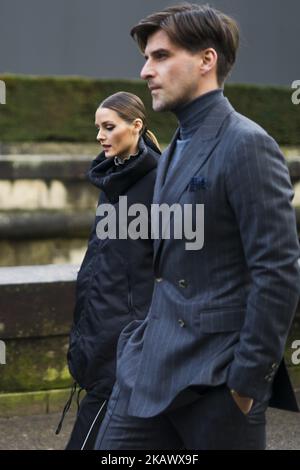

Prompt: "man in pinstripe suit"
[95,4,300,450]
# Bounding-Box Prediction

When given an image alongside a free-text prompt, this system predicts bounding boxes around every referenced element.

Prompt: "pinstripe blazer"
[115,94,300,418]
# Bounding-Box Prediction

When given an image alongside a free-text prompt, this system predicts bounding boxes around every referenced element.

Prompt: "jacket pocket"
[195,308,246,333]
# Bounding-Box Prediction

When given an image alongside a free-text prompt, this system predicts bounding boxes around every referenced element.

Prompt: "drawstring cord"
[55,382,82,435]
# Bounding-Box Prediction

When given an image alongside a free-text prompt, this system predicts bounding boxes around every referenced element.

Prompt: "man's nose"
[140,61,154,80]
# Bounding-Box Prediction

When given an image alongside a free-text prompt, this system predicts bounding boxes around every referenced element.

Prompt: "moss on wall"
[0,336,72,392]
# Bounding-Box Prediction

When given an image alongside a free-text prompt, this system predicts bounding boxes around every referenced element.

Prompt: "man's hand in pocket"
[230,389,254,415]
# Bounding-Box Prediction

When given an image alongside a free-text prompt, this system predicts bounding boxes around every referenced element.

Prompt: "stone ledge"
[0,265,78,339]
[0,154,93,180]
[0,388,80,417]
[0,142,99,156]
[0,263,79,286]
[0,210,94,239]
[0,238,86,267]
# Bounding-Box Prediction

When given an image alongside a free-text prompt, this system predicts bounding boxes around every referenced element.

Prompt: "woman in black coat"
[60,92,160,449]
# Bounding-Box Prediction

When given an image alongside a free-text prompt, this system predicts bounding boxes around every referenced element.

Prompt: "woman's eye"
[106,126,114,131]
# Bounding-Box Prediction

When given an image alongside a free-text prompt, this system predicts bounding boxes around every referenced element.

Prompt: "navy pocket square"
[188,176,209,191]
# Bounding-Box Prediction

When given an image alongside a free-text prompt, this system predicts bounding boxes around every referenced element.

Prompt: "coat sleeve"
[225,129,300,402]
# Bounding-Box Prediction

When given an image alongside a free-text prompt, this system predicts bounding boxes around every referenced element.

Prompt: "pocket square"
[188,176,209,191]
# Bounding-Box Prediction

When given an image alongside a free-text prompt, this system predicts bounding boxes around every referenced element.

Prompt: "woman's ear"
[133,118,143,134]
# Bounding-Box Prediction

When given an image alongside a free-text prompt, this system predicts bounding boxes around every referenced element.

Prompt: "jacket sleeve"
[225,129,300,402]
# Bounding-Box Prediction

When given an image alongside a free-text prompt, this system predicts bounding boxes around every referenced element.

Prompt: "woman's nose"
[97,129,105,142]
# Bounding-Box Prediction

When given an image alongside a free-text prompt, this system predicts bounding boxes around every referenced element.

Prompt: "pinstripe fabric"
[115,95,300,418]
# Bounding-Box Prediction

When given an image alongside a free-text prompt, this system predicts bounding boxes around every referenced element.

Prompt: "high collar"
[174,89,224,140]
[88,137,159,203]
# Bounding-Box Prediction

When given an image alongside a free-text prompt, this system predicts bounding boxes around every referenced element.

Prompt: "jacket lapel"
[152,128,179,205]
[153,96,234,266]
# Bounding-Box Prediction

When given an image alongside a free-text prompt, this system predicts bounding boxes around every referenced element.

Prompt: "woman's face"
[95,107,142,159]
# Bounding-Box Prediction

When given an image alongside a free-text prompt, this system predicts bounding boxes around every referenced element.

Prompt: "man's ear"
[199,48,218,76]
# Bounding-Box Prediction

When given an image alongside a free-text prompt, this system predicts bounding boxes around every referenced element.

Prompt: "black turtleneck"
[174,88,224,140]
[164,89,224,182]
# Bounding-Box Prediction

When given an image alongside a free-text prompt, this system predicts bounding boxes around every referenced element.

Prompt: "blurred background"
[0,0,299,449]
[0,0,299,85]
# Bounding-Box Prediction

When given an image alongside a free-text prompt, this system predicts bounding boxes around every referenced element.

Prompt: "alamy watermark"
[291,339,300,365]
[291,80,300,105]
[96,196,204,250]
[0,340,6,365]
[0,79,6,104]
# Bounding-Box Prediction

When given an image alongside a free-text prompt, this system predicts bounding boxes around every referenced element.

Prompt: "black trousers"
[94,382,267,450]
[65,391,108,450]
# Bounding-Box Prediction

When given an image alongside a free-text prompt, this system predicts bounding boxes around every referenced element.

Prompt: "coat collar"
[88,137,159,203]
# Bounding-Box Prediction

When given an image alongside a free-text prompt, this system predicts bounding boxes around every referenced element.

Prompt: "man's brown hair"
[130,3,239,85]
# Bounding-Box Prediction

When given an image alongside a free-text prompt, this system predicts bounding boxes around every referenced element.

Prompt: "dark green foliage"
[0,75,299,145]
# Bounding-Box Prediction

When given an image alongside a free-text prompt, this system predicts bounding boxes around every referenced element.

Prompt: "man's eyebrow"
[144,48,170,59]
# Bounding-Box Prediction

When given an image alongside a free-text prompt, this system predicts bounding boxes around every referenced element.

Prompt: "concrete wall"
[0,152,100,266]
[1,149,300,266]
[0,263,299,417]
[0,0,299,85]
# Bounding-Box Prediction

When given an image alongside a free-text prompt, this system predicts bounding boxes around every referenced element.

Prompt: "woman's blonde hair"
[99,91,160,152]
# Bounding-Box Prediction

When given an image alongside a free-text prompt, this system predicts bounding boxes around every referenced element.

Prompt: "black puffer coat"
[67,136,159,400]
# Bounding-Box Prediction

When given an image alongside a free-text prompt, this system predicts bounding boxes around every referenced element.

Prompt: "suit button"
[156,277,163,283]
[271,363,278,370]
[178,318,186,327]
[178,279,188,288]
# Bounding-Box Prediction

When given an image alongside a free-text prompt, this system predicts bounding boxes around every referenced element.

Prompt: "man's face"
[141,29,204,112]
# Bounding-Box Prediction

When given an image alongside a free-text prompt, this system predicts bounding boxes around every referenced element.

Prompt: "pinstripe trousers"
[94,381,267,450]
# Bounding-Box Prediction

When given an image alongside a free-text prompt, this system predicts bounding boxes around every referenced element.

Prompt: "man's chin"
[152,99,169,112]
